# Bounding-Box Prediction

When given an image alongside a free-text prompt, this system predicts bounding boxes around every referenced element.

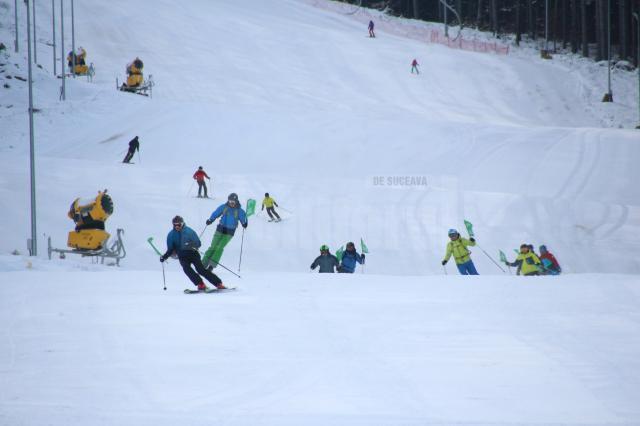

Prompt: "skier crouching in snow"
[202,193,248,270]
[505,244,542,276]
[160,215,226,291]
[310,245,340,273]
[442,228,479,275]
[538,245,561,275]
[262,193,281,222]
[338,241,365,273]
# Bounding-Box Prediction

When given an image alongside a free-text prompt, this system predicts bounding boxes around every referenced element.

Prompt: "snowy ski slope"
[1,0,640,425]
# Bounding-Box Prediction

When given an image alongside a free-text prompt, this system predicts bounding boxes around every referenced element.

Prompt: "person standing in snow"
[368,20,375,38]
[193,166,211,198]
[261,193,281,222]
[160,215,226,291]
[338,241,365,273]
[310,245,340,273]
[504,244,542,276]
[538,245,561,275]
[411,59,420,74]
[441,228,479,275]
[122,136,139,163]
[202,193,248,270]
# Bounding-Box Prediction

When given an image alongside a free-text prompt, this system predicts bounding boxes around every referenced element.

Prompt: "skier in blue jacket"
[338,241,365,273]
[160,215,226,291]
[202,193,248,270]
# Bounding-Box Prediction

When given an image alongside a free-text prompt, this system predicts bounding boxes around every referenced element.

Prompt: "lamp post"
[52,0,56,75]
[634,13,640,128]
[32,0,37,64]
[602,0,613,102]
[60,0,65,100]
[71,0,75,78]
[26,0,38,256]
[444,0,448,38]
[14,0,18,52]
[545,0,549,51]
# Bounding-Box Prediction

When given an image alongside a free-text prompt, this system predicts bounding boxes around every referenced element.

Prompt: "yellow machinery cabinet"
[67,229,110,251]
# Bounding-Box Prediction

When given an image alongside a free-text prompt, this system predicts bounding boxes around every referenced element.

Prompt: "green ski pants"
[202,231,233,268]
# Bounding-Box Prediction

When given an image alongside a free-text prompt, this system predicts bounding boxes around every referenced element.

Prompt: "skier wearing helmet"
[441,228,479,275]
[202,193,248,270]
[160,215,226,291]
[310,245,340,273]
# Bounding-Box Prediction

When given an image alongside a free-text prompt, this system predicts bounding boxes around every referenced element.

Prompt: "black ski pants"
[178,249,222,287]
[197,181,208,197]
[123,148,135,163]
[266,206,280,220]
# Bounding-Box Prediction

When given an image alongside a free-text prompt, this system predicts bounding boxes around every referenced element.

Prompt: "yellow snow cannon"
[66,190,114,251]
[67,47,90,75]
[118,57,154,96]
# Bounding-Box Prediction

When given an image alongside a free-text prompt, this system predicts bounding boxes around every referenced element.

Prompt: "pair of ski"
[184,287,237,294]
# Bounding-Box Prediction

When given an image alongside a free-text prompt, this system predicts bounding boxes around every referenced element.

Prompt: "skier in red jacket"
[539,245,562,275]
[193,166,211,198]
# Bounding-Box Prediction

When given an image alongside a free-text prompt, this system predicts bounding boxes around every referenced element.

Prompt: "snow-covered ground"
[1,0,639,424]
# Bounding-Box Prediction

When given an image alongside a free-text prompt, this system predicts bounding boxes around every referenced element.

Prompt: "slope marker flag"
[360,238,369,254]
[463,220,474,237]
[336,246,345,262]
[499,250,508,263]
[246,199,256,217]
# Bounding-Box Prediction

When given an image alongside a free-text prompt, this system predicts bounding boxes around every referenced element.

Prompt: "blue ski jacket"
[339,250,365,273]
[209,203,248,236]
[164,225,201,257]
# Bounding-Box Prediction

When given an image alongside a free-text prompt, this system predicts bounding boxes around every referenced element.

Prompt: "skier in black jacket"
[310,245,339,273]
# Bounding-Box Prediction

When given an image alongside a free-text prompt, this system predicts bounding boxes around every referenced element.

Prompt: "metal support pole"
[634,13,640,128]
[14,0,19,52]
[26,0,38,256]
[71,0,75,78]
[32,0,37,63]
[52,0,56,75]
[545,0,549,51]
[444,0,448,38]
[603,0,613,102]
[60,0,65,100]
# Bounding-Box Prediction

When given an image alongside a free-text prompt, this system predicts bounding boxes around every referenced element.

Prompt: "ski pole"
[188,180,195,197]
[137,149,141,164]
[161,262,167,291]
[213,259,241,278]
[238,227,245,273]
[477,244,505,273]
[279,206,293,214]
[443,264,448,275]
[198,224,208,239]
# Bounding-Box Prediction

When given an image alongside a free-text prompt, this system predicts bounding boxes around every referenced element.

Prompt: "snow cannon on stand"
[117,57,154,97]
[47,190,126,266]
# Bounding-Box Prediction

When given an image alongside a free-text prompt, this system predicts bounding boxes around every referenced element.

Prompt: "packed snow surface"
[1,0,639,424]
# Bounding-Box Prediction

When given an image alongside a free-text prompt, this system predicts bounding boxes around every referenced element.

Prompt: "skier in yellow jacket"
[505,244,542,276]
[261,193,281,222]
[442,229,479,275]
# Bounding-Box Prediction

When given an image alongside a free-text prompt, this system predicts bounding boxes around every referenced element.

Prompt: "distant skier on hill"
[261,193,281,222]
[159,215,226,292]
[311,245,340,273]
[411,59,420,74]
[368,20,375,38]
[441,228,479,275]
[193,166,211,198]
[504,244,542,276]
[337,242,365,273]
[122,136,139,163]
[202,193,248,270]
